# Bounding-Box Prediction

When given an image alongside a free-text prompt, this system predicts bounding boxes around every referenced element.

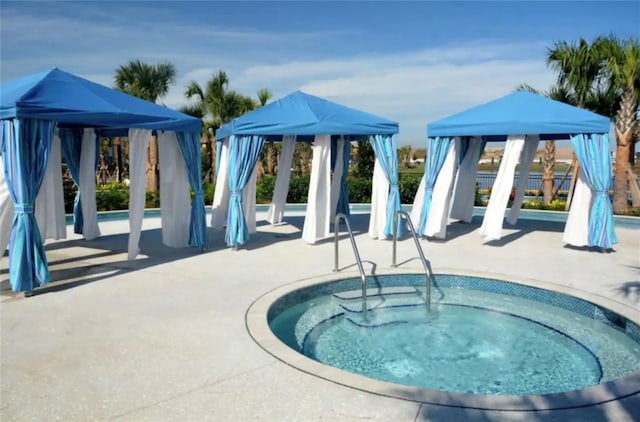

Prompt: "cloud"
[1,3,556,146]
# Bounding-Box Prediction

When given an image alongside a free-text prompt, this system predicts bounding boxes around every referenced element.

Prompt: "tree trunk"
[146,135,159,192]
[612,129,632,212]
[542,140,555,204]
[267,142,277,175]
[202,133,213,184]
[626,164,640,207]
[114,137,122,183]
[565,156,579,211]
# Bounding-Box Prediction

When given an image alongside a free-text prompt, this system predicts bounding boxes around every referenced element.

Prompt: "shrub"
[287,175,310,203]
[521,199,567,211]
[96,186,128,211]
[256,175,276,204]
[398,174,421,204]
[145,191,160,208]
[203,182,215,204]
[615,207,640,217]
[347,177,372,203]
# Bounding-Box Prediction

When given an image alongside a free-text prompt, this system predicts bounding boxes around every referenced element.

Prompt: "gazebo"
[213,91,400,247]
[411,91,616,249]
[0,68,206,292]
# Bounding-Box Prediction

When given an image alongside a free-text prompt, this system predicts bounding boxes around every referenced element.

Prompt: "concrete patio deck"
[1,210,639,421]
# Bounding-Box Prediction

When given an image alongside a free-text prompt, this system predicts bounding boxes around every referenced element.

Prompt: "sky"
[1,1,639,147]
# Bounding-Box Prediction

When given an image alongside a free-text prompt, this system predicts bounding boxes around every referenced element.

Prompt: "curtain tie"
[14,203,34,213]
[231,190,242,197]
[193,190,204,199]
[425,187,434,196]
[594,190,608,195]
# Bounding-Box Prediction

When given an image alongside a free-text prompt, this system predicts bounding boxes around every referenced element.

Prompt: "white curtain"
[507,135,540,225]
[479,135,525,241]
[450,137,483,223]
[35,132,66,241]
[368,157,389,239]
[211,137,230,230]
[563,170,592,246]
[266,135,296,224]
[330,136,346,218]
[127,129,151,260]
[242,163,259,234]
[302,135,331,244]
[410,172,426,229]
[158,131,190,248]
[424,138,458,238]
[79,128,100,240]
[0,156,13,253]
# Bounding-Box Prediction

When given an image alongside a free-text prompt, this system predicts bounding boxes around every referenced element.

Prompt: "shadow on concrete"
[483,219,567,247]
[611,281,640,304]
[0,226,233,297]
[395,384,640,421]
[0,213,376,296]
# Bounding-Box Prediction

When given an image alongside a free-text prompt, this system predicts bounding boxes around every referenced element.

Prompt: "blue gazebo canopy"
[0,68,206,293]
[216,90,398,140]
[1,67,201,133]
[427,91,610,140]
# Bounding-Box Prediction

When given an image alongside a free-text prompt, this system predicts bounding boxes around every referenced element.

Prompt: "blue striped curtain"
[1,118,55,292]
[59,128,84,234]
[225,135,265,247]
[369,134,401,237]
[176,131,208,249]
[337,137,351,216]
[571,133,618,249]
[418,136,453,235]
[331,136,351,216]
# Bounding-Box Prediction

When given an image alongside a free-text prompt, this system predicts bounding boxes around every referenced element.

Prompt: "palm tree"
[114,60,176,192]
[515,83,575,203]
[185,71,273,181]
[255,89,279,175]
[398,145,413,168]
[546,38,603,108]
[598,36,640,211]
[545,38,640,211]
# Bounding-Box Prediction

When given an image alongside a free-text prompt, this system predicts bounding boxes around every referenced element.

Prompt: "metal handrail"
[334,213,368,320]
[392,210,432,312]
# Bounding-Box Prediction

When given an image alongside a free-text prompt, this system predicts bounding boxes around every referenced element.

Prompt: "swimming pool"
[72,204,640,229]
[248,271,640,410]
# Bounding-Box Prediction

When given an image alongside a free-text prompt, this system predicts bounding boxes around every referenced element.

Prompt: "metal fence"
[475,172,640,192]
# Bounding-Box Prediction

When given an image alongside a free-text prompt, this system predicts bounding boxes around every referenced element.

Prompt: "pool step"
[333,286,420,300]
[339,294,427,313]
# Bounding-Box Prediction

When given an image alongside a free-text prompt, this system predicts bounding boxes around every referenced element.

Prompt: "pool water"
[269,275,640,396]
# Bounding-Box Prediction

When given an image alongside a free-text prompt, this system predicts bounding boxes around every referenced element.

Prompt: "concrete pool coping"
[246,267,640,411]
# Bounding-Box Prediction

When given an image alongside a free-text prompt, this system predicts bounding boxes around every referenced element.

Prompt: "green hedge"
[67,175,582,212]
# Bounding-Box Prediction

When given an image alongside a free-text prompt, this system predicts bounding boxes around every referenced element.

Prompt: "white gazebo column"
[266,135,296,225]
[302,135,331,243]
[507,134,540,225]
[35,132,66,241]
[449,136,483,223]
[79,128,100,240]
[242,162,259,234]
[424,137,458,238]
[158,131,191,247]
[563,170,592,246]
[127,129,152,259]
[211,137,230,229]
[368,157,389,239]
[479,135,525,241]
